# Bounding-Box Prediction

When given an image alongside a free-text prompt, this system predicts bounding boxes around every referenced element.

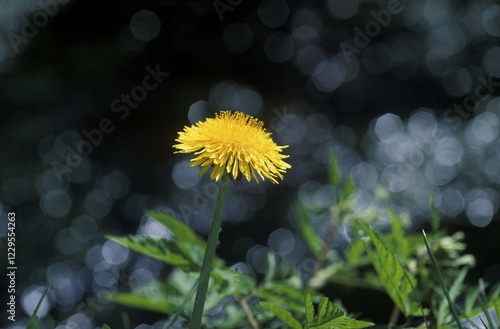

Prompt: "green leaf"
[387,207,409,259]
[304,293,374,329]
[312,297,343,326]
[429,196,440,232]
[305,292,314,324]
[310,316,374,329]
[477,280,497,329]
[264,252,278,283]
[256,253,306,313]
[437,268,467,325]
[106,235,200,271]
[25,315,41,329]
[107,270,232,317]
[422,230,464,329]
[345,239,369,267]
[105,281,181,314]
[212,267,255,298]
[464,285,482,315]
[338,177,356,217]
[257,282,305,314]
[493,298,500,327]
[296,204,323,258]
[260,301,303,329]
[164,278,199,329]
[328,151,341,187]
[355,221,419,316]
[102,325,111,329]
[147,211,206,250]
[340,177,355,204]
[147,211,206,265]
[317,297,329,322]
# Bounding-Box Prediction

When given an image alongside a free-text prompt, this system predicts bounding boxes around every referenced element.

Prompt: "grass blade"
[400,260,429,328]
[164,278,199,329]
[422,230,463,329]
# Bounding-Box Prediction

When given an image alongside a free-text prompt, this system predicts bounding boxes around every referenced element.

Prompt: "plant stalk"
[237,296,259,329]
[316,211,338,272]
[190,175,230,329]
[389,305,400,326]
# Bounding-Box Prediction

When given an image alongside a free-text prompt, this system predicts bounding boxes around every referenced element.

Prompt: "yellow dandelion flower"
[173,110,291,184]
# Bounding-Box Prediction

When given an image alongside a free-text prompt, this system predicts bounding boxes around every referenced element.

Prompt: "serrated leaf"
[310,316,374,329]
[106,235,199,271]
[305,292,314,324]
[296,204,323,258]
[147,211,206,249]
[305,293,374,329]
[355,221,419,316]
[147,211,206,265]
[260,301,303,329]
[317,297,329,322]
[312,297,343,326]
[345,239,371,268]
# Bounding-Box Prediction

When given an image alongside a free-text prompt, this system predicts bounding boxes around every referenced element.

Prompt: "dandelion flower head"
[173,111,291,184]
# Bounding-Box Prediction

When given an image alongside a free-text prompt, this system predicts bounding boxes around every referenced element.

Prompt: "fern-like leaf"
[310,316,375,329]
[317,297,343,325]
[305,292,314,324]
[355,221,420,316]
[306,293,374,329]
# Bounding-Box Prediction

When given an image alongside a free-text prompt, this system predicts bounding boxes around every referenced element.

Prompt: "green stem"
[422,230,464,329]
[190,175,230,329]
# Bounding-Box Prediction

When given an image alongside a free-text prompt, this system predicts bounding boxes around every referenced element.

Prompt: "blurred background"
[1,0,500,327]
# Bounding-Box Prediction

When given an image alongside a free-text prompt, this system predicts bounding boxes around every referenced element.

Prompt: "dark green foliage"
[355,220,422,317]
[293,150,499,328]
[105,211,375,328]
[104,153,500,328]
